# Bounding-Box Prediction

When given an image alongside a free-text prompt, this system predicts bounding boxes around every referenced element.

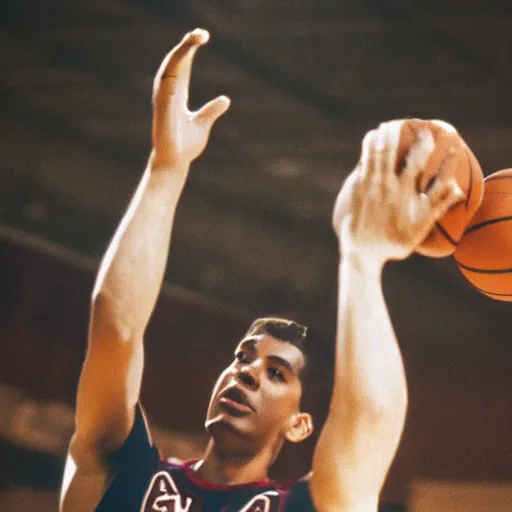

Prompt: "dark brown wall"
[0,230,511,503]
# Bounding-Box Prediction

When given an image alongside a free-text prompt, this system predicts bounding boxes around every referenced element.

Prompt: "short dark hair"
[244,317,309,384]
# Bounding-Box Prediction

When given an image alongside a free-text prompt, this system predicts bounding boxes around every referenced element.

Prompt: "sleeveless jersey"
[95,406,316,511]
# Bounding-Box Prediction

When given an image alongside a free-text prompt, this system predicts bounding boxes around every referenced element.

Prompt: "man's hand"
[151,28,230,170]
[332,121,464,265]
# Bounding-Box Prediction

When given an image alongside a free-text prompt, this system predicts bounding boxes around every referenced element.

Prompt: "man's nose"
[236,364,260,390]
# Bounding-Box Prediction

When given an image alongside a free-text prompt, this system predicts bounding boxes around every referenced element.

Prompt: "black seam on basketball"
[457,275,512,297]
[474,287,512,297]
[464,215,512,235]
[435,221,458,246]
[453,258,512,274]
[463,146,472,210]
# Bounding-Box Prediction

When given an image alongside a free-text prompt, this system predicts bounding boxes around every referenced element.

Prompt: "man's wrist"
[339,249,385,280]
[148,150,191,176]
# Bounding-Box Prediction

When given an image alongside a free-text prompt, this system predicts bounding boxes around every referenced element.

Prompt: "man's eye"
[268,368,285,382]
[235,351,247,363]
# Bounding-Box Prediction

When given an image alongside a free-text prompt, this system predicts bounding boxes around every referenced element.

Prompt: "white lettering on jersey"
[238,491,279,512]
[140,471,193,512]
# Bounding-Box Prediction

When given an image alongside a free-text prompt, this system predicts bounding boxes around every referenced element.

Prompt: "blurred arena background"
[1,0,512,510]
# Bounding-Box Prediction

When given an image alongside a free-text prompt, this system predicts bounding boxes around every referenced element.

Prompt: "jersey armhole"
[106,403,159,470]
[95,404,159,511]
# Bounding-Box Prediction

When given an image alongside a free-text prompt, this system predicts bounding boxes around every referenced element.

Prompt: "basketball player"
[59,29,463,512]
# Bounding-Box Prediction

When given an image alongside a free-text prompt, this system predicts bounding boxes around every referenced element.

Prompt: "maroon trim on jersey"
[178,459,276,490]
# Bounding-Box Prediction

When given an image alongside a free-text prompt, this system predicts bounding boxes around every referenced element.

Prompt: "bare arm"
[73,166,186,460]
[310,255,407,512]
[65,29,230,470]
[309,122,463,511]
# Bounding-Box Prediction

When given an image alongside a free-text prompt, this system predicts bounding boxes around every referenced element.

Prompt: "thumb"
[194,95,231,126]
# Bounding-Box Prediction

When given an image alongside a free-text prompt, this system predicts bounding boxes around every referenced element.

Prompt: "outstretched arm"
[309,122,463,511]
[64,29,229,475]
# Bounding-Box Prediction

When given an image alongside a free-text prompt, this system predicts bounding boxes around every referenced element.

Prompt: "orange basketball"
[394,119,484,257]
[454,169,512,301]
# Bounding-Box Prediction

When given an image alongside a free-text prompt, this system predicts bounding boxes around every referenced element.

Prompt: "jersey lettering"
[138,467,303,512]
[238,491,278,512]
[141,471,193,512]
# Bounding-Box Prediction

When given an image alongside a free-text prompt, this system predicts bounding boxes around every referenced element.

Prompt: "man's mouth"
[219,386,254,415]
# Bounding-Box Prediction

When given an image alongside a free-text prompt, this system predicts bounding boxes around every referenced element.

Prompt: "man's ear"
[285,412,314,443]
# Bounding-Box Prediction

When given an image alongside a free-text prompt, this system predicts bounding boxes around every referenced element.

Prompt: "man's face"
[205,332,306,449]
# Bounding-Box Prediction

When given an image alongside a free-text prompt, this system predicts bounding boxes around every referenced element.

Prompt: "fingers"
[164,29,209,77]
[402,127,435,187]
[153,28,210,101]
[379,120,401,178]
[359,129,377,186]
[194,95,231,126]
[360,122,400,190]
[371,127,385,189]
[403,127,462,221]
[428,178,464,220]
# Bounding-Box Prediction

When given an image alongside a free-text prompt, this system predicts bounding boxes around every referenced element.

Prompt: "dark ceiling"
[2,0,512,331]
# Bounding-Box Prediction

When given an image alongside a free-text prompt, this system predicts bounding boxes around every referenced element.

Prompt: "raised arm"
[309,122,463,512]
[62,28,229,488]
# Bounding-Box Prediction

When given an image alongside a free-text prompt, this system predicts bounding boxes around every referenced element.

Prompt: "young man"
[59,29,463,512]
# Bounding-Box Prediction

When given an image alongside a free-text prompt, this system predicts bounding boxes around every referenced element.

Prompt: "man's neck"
[193,441,273,486]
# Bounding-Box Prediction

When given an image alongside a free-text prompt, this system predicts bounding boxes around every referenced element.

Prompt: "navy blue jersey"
[96,406,316,511]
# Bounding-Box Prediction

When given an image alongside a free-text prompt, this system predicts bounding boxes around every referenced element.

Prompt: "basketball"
[394,119,484,257]
[453,169,512,301]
